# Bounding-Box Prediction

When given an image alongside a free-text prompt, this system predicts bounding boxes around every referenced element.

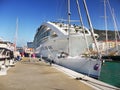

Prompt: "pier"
[0,58,93,90]
[0,57,119,90]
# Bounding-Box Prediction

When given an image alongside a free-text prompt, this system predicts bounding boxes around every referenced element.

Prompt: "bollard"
[1,64,6,71]
[0,64,7,75]
[9,59,15,67]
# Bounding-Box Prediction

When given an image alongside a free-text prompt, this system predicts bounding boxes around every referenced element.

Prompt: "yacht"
[33,21,101,78]
[33,0,102,78]
[0,41,14,67]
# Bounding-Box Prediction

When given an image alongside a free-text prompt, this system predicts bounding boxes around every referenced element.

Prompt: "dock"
[0,58,94,90]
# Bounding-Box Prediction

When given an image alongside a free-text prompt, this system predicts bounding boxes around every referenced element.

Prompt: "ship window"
[85,30,88,33]
[95,34,99,39]
[52,34,57,37]
[51,32,58,37]
[79,29,88,34]
[64,29,67,32]
[47,31,50,36]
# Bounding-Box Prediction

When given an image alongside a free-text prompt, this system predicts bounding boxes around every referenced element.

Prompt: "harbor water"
[99,61,120,88]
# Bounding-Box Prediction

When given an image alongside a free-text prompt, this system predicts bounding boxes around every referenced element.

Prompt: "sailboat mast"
[107,0,118,53]
[68,0,71,55]
[104,0,108,55]
[76,0,89,52]
[82,0,99,54]
[112,9,118,52]
[14,18,18,51]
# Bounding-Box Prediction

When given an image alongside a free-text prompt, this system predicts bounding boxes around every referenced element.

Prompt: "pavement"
[0,57,94,90]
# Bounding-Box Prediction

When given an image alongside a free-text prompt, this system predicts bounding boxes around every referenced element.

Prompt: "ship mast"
[107,0,118,54]
[112,9,118,53]
[14,18,18,51]
[104,0,108,55]
[67,0,71,55]
[82,0,100,55]
[76,0,89,53]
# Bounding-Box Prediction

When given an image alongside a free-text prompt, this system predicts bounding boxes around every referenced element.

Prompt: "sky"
[0,0,120,47]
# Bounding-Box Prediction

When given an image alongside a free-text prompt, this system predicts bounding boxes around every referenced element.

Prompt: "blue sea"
[99,61,120,88]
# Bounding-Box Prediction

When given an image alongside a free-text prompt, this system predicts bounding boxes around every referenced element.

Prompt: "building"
[27,42,34,53]
[91,40,120,55]
[27,42,34,48]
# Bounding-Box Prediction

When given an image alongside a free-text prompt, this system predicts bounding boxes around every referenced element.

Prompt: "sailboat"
[33,0,102,78]
[102,0,120,61]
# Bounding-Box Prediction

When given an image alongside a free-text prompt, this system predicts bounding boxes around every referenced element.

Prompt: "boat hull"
[36,36,101,78]
[49,57,101,78]
[0,58,14,66]
[38,35,93,57]
[34,22,101,79]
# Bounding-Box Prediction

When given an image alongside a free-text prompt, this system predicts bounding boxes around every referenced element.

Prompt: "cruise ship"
[33,21,102,78]
[33,0,102,78]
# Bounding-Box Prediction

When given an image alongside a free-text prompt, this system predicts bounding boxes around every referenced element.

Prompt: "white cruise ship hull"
[55,56,101,78]
[34,21,102,79]
[37,36,101,78]
[39,35,93,57]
